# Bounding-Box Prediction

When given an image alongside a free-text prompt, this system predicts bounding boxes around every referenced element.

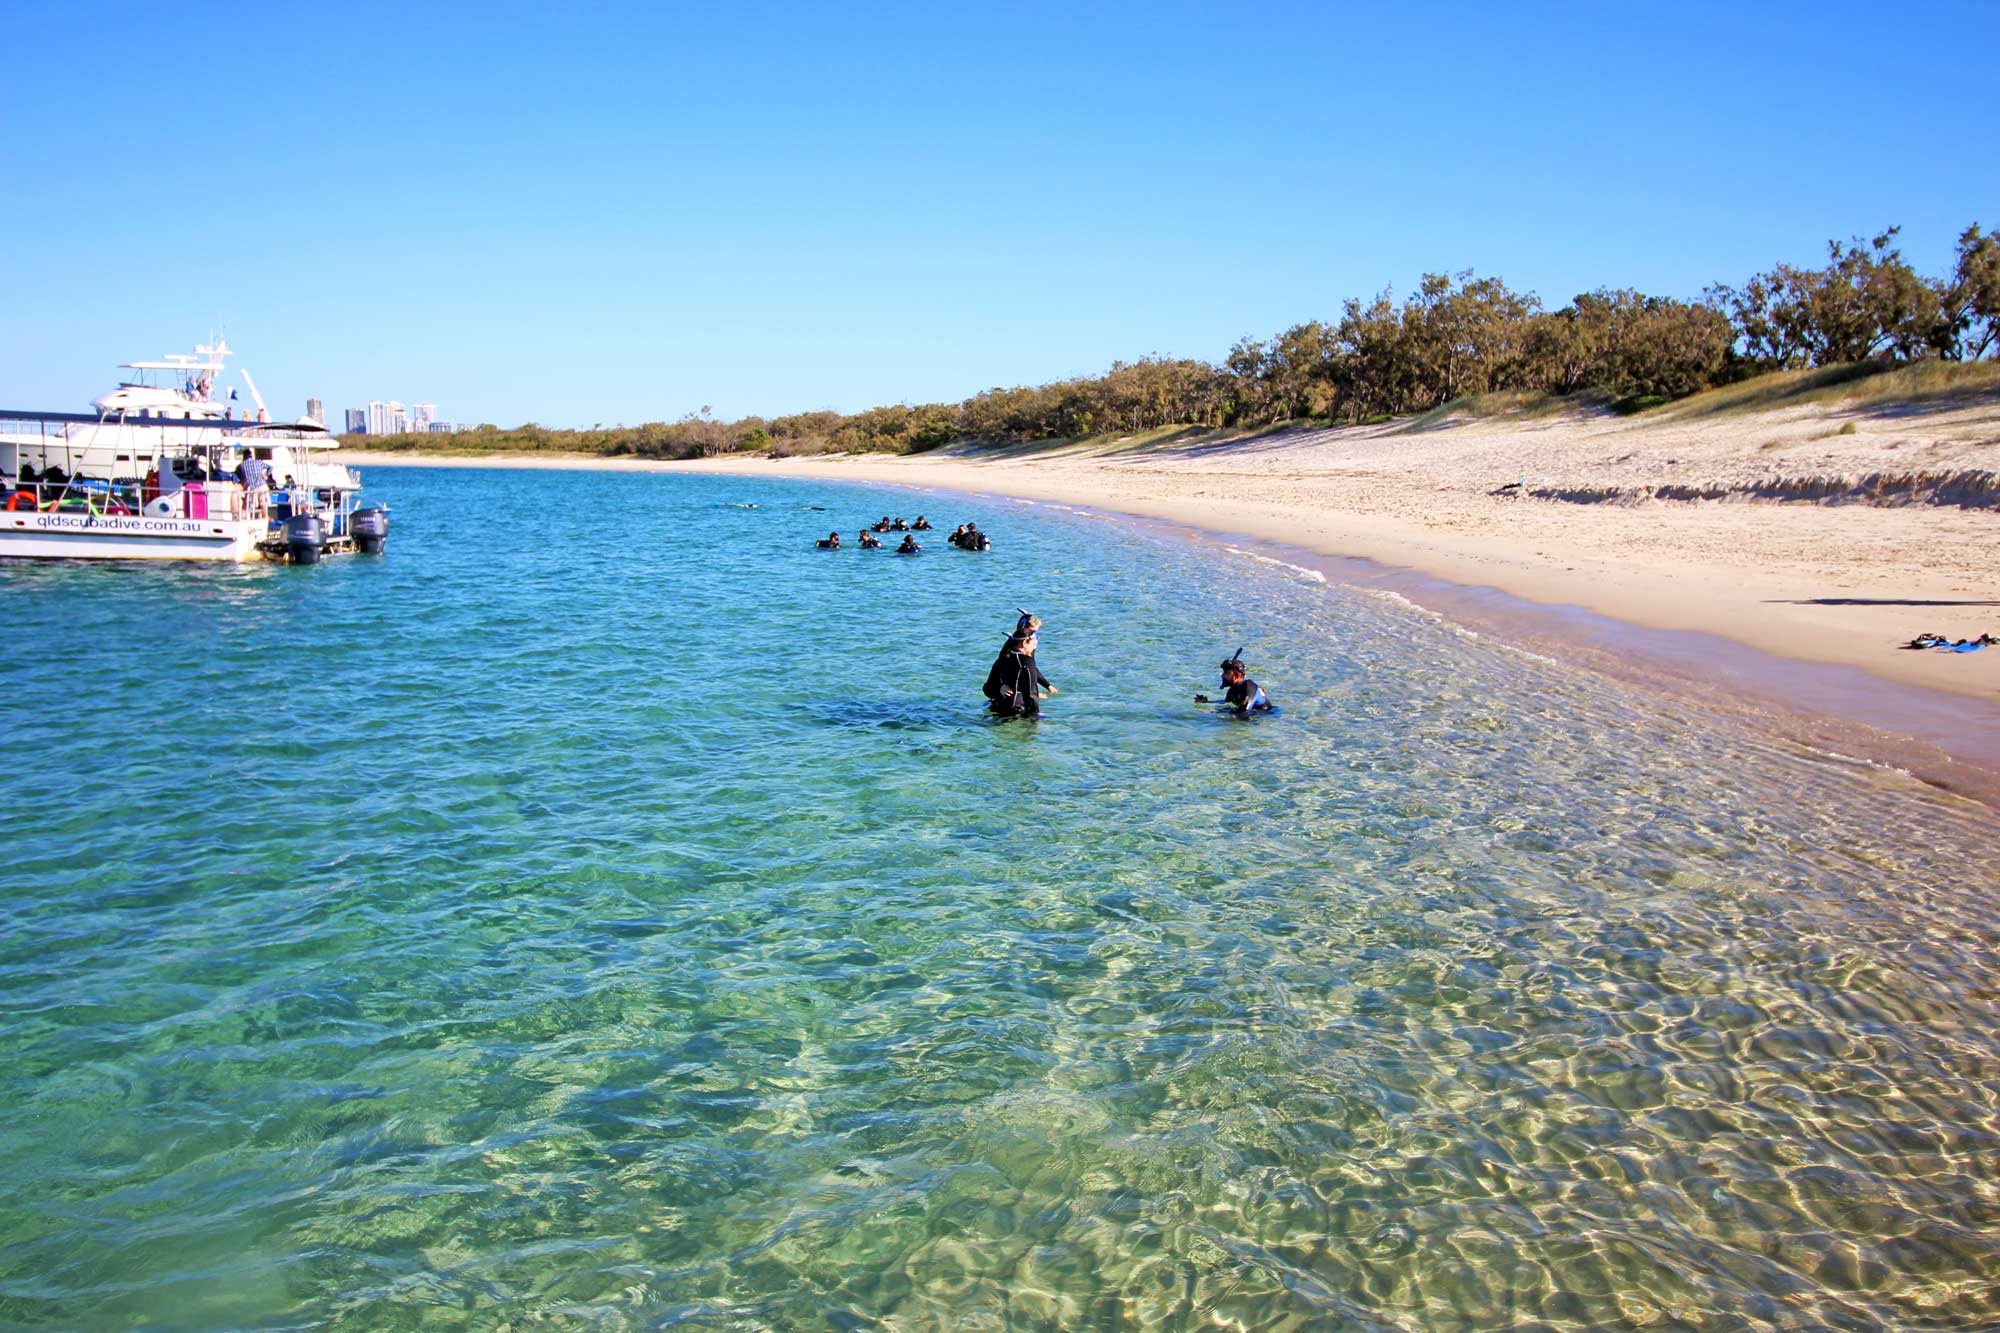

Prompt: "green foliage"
[1945,224,2000,361]
[1707,226,1995,370]
[338,224,1996,459]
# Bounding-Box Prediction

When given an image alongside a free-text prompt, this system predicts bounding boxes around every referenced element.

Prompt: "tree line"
[353,223,1998,458]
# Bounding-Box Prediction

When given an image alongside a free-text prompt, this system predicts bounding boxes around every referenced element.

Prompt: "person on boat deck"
[858,529,881,548]
[1198,655,1272,715]
[984,614,1056,717]
[236,450,274,498]
[896,533,921,553]
[816,531,841,549]
[913,515,932,530]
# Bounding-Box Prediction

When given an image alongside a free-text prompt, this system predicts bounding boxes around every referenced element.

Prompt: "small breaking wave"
[1223,547,1327,584]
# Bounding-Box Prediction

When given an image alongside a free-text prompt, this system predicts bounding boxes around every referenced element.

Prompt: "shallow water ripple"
[2,468,1998,1330]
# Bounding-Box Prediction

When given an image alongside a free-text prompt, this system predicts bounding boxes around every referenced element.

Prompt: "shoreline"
[344,448,2000,806]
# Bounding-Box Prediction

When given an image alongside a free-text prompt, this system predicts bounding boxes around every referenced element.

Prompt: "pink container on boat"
[183,483,208,519]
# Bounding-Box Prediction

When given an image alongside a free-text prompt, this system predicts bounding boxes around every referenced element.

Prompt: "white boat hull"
[0,510,266,561]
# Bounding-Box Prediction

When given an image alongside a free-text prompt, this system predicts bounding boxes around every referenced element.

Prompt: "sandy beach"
[344,389,2000,796]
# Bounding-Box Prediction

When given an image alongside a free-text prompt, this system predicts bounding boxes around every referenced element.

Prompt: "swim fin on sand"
[1899,632,1998,653]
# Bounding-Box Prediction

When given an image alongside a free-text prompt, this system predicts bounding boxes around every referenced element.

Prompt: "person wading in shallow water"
[1196,650,1272,715]
[983,613,1056,718]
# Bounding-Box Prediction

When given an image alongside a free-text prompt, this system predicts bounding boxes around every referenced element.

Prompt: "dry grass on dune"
[1655,359,2000,420]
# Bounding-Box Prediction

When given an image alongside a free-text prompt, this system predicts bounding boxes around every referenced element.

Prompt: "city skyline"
[345,400,456,436]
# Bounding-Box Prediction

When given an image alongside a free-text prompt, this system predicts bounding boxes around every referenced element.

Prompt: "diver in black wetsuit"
[1196,651,1272,715]
[984,613,1055,717]
[816,531,841,549]
[896,534,922,553]
[858,529,881,548]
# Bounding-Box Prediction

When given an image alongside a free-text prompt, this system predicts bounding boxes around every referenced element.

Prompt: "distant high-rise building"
[425,421,455,433]
[306,398,324,425]
[345,408,368,434]
[413,402,437,426]
[367,400,406,436]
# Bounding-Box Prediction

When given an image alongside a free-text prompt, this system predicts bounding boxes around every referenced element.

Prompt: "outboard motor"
[351,505,389,554]
[284,513,326,565]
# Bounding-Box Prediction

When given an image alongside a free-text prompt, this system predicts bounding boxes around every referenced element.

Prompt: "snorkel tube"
[1196,646,1249,704]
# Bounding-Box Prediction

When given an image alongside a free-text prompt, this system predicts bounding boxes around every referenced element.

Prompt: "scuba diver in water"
[858,529,882,549]
[816,531,841,549]
[913,515,933,530]
[872,516,892,533]
[984,612,1056,717]
[896,533,922,553]
[1196,649,1272,715]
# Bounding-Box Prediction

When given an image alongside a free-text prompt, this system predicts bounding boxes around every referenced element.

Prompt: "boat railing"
[5,471,363,545]
[3,476,267,521]
[262,486,363,540]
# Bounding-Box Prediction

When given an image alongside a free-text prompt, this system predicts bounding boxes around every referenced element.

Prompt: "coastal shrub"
[335,222,1996,459]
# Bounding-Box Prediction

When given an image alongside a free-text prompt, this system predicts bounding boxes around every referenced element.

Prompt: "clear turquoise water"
[3,466,1999,1331]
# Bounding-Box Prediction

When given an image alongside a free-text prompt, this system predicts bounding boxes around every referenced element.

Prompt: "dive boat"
[0,342,386,563]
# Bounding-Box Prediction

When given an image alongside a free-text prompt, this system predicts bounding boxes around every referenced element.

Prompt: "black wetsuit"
[984,646,1052,717]
[1224,677,1271,714]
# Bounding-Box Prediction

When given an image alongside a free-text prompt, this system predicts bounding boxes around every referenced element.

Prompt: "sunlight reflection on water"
[2,466,1997,1330]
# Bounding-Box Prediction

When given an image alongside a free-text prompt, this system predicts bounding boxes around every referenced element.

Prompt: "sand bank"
[344,396,2000,799]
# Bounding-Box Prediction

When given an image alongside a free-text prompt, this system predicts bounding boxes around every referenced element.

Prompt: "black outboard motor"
[284,513,326,565]
[352,506,389,554]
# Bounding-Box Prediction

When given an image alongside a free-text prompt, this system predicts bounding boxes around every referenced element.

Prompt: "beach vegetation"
[343,222,1997,459]
[1663,357,2000,419]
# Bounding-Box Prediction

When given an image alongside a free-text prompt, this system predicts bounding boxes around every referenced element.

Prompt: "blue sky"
[6,1,1996,428]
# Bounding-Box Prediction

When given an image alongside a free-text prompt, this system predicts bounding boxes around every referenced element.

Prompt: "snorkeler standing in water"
[983,612,1056,718]
[1196,649,1272,715]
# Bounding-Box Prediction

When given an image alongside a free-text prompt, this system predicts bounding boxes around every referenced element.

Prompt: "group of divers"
[981,611,1274,720]
[816,515,993,554]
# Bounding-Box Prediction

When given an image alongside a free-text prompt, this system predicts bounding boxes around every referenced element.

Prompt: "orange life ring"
[5,490,35,512]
